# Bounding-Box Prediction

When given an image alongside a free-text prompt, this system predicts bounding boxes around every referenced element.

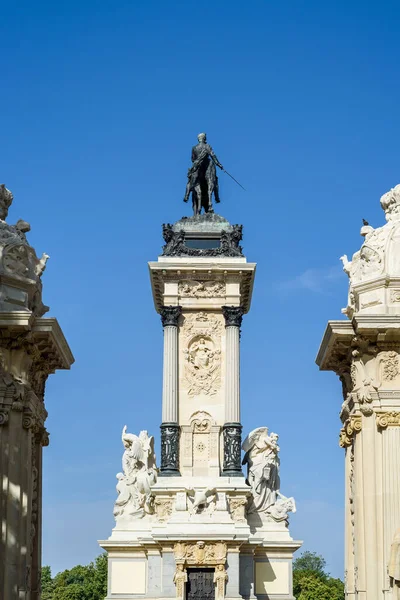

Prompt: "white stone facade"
[317,184,400,599]
[100,215,301,600]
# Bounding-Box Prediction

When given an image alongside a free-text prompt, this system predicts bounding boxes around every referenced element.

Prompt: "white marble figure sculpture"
[242,427,280,513]
[266,492,296,523]
[173,564,187,600]
[214,565,228,600]
[113,426,158,520]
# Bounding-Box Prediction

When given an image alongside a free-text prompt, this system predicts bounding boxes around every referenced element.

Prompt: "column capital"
[222,306,244,328]
[160,305,182,327]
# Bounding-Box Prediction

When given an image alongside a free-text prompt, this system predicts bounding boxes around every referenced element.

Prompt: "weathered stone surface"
[317,183,400,599]
[0,185,74,600]
[101,207,300,600]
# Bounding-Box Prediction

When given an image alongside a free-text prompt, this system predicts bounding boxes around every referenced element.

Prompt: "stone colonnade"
[159,305,244,477]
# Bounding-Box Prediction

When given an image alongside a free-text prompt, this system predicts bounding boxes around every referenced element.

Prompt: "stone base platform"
[99,477,300,600]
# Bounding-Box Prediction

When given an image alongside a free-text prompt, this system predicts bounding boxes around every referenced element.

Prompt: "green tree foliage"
[293,551,344,600]
[41,554,107,600]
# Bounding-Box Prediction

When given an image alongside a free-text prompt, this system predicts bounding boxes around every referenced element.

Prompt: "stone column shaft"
[222,306,244,477]
[225,325,240,423]
[160,306,181,476]
[162,325,178,423]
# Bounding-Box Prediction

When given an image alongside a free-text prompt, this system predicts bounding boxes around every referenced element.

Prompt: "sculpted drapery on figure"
[184,133,224,215]
[242,427,281,513]
[113,426,158,520]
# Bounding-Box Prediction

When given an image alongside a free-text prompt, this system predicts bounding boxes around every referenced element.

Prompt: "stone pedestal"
[101,213,300,600]
[316,184,400,600]
[0,185,74,600]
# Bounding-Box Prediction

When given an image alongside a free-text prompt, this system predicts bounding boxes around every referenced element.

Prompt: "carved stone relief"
[180,411,220,476]
[181,312,223,342]
[382,351,400,381]
[179,281,226,298]
[181,313,223,397]
[183,335,221,397]
[228,497,247,522]
[3,245,30,276]
[154,497,173,522]
[174,541,227,566]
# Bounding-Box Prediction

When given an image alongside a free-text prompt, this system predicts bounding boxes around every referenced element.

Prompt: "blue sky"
[2,0,400,579]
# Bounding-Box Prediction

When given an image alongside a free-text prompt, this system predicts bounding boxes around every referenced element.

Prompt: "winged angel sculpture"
[113,426,158,521]
[242,427,296,523]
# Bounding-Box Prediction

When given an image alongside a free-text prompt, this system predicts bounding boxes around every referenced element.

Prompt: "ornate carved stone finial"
[160,306,182,327]
[0,184,13,221]
[222,306,244,328]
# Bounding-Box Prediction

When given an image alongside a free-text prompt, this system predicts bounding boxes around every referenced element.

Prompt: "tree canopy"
[41,554,107,600]
[293,551,345,600]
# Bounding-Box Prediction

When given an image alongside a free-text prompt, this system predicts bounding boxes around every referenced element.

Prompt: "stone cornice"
[32,318,74,370]
[148,262,256,314]
[316,320,355,371]
[353,314,400,335]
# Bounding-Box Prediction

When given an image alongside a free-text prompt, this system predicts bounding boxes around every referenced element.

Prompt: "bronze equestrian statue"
[184,133,224,215]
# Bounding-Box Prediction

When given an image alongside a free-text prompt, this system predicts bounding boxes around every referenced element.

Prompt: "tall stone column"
[222,306,243,476]
[0,185,73,600]
[160,306,181,476]
[317,184,400,600]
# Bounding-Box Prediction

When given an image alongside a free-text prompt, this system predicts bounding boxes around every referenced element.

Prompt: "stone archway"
[173,542,228,600]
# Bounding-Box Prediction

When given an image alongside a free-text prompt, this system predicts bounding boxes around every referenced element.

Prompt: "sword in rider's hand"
[220,167,246,191]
